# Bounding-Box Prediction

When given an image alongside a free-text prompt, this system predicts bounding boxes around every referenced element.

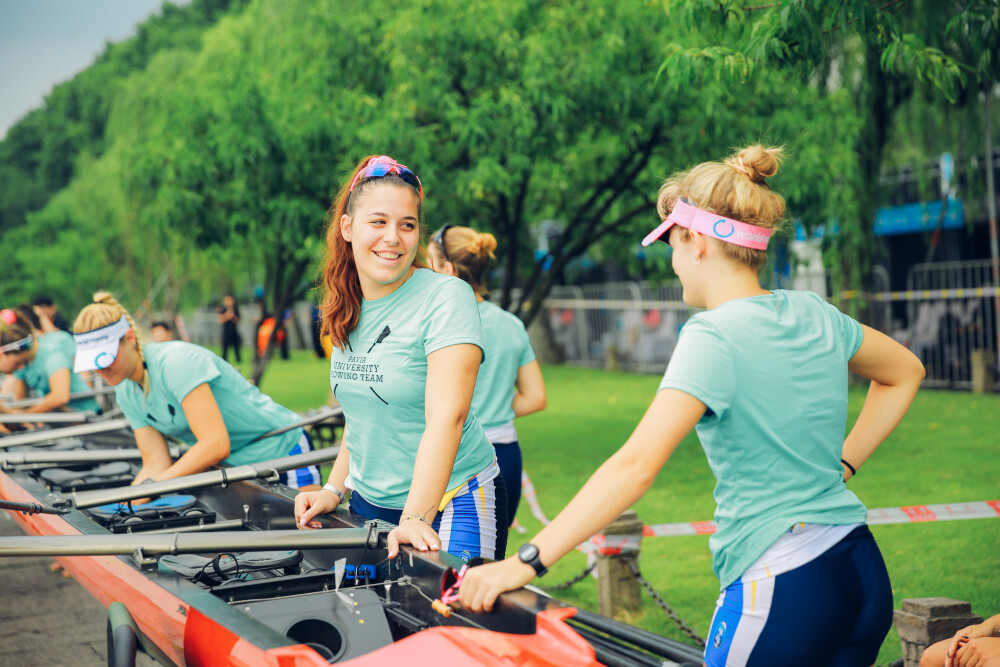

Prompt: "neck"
[701,263,769,310]
[128,355,145,384]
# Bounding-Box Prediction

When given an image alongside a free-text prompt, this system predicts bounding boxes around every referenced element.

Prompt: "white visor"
[73,315,130,373]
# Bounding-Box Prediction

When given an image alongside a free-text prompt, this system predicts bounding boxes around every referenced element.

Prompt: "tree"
[656,0,990,294]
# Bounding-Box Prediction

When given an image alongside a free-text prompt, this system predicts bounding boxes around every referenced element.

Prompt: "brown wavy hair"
[319,156,425,349]
[427,226,498,298]
[657,145,786,272]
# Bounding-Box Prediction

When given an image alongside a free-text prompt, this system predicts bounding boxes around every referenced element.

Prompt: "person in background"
[217,293,242,364]
[73,292,322,491]
[427,224,546,528]
[33,294,70,332]
[0,306,100,429]
[458,146,925,667]
[293,155,507,563]
[150,321,175,343]
[921,613,1000,667]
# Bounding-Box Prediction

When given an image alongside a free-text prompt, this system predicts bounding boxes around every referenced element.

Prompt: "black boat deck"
[0,511,157,667]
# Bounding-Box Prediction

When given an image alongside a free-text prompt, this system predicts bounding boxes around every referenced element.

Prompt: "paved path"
[0,511,158,667]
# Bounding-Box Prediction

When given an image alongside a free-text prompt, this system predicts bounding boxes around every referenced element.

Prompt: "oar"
[2,386,116,410]
[72,446,340,508]
[0,447,186,468]
[249,406,344,444]
[0,527,371,558]
[0,412,96,425]
[0,418,132,449]
[0,499,70,515]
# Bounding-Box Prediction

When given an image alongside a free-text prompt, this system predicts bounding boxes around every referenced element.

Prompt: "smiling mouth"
[374,251,403,260]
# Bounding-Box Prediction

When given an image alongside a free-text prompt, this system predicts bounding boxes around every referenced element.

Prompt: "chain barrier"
[621,556,706,648]
[542,562,597,591]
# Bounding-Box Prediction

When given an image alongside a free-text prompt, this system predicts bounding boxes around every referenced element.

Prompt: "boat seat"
[88,494,199,522]
[159,550,304,586]
[39,462,133,486]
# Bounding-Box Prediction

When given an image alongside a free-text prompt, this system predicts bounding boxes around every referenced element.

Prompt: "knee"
[919,639,949,667]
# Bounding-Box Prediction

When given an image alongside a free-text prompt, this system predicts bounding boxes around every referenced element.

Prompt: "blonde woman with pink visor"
[459,145,925,667]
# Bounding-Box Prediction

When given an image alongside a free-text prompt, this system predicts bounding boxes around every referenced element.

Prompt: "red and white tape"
[522,472,999,545]
[642,501,1000,537]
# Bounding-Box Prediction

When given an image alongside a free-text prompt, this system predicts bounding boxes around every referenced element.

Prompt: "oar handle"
[72,446,340,508]
[247,407,344,444]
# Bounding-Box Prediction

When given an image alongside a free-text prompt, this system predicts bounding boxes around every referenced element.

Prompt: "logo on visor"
[713,220,735,238]
[95,352,115,369]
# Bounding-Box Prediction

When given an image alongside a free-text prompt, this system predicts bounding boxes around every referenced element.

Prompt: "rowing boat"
[0,419,704,667]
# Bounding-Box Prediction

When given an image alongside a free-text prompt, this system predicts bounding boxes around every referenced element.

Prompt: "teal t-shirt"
[658,290,868,589]
[115,342,301,465]
[330,268,495,508]
[472,301,536,431]
[14,331,100,412]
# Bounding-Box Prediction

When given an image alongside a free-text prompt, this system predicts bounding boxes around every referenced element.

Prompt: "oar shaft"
[3,387,115,410]
[0,528,370,557]
[72,446,339,508]
[0,419,132,448]
[0,447,184,467]
[0,413,93,424]
[249,407,344,444]
[0,499,69,515]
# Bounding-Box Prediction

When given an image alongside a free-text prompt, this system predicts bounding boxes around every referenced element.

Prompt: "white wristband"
[323,483,345,503]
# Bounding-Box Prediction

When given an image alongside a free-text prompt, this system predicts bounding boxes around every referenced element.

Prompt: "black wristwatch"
[517,542,548,577]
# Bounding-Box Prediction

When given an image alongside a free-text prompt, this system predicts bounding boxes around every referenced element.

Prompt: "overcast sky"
[0,0,190,139]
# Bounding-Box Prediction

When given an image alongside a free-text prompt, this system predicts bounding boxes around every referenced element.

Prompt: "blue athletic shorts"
[704,524,893,667]
[349,468,508,562]
[278,430,322,489]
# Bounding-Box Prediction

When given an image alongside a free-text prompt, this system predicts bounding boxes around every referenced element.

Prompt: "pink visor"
[641,199,772,250]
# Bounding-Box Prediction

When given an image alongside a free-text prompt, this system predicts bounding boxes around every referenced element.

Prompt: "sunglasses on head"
[348,157,423,202]
[433,224,454,263]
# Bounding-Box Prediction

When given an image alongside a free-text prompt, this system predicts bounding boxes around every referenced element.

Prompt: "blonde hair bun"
[732,145,782,183]
[472,232,498,259]
[92,291,116,305]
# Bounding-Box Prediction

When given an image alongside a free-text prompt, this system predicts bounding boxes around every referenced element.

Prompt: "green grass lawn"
[238,348,1000,665]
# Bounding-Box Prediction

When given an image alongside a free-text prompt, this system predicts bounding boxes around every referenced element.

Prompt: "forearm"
[23,393,69,414]
[527,448,656,566]
[157,437,229,480]
[325,446,351,492]
[402,419,461,521]
[512,391,545,417]
[842,378,921,474]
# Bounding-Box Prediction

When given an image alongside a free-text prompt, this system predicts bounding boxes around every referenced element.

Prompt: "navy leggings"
[492,441,522,526]
[705,525,893,667]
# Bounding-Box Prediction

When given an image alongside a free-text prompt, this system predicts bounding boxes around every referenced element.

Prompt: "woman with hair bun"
[427,225,546,528]
[0,306,100,430]
[460,146,925,667]
[72,292,321,490]
[293,155,507,564]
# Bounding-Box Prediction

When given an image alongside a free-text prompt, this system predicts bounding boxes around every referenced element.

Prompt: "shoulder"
[408,269,478,307]
[42,330,75,352]
[148,341,215,366]
[480,301,526,330]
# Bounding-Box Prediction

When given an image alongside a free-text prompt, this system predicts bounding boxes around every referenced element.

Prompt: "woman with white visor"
[73,292,322,490]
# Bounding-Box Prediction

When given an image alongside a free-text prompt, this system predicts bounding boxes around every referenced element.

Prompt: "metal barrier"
[904,260,999,390]
[543,282,697,373]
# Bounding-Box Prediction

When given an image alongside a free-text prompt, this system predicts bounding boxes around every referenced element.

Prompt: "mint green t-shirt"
[115,342,300,465]
[330,268,495,508]
[472,301,536,432]
[14,331,100,412]
[658,290,868,589]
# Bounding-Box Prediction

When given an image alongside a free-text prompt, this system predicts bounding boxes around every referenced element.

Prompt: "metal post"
[986,92,1000,371]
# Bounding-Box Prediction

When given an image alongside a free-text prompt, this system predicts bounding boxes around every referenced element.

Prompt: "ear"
[340,213,352,242]
[690,230,709,258]
[443,261,459,277]
[124,329,138,346]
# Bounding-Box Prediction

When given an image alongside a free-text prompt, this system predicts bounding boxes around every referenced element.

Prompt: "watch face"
[519,543,539,561]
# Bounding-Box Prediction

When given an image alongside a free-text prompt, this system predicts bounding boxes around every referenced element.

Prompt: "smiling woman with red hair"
[294,155,507,564]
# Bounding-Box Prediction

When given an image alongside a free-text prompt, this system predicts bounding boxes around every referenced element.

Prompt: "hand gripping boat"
[0,416,704,667]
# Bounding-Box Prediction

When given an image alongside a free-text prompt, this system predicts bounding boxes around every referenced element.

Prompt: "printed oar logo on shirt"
[367,325,391,353]
[366,326,391,404]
